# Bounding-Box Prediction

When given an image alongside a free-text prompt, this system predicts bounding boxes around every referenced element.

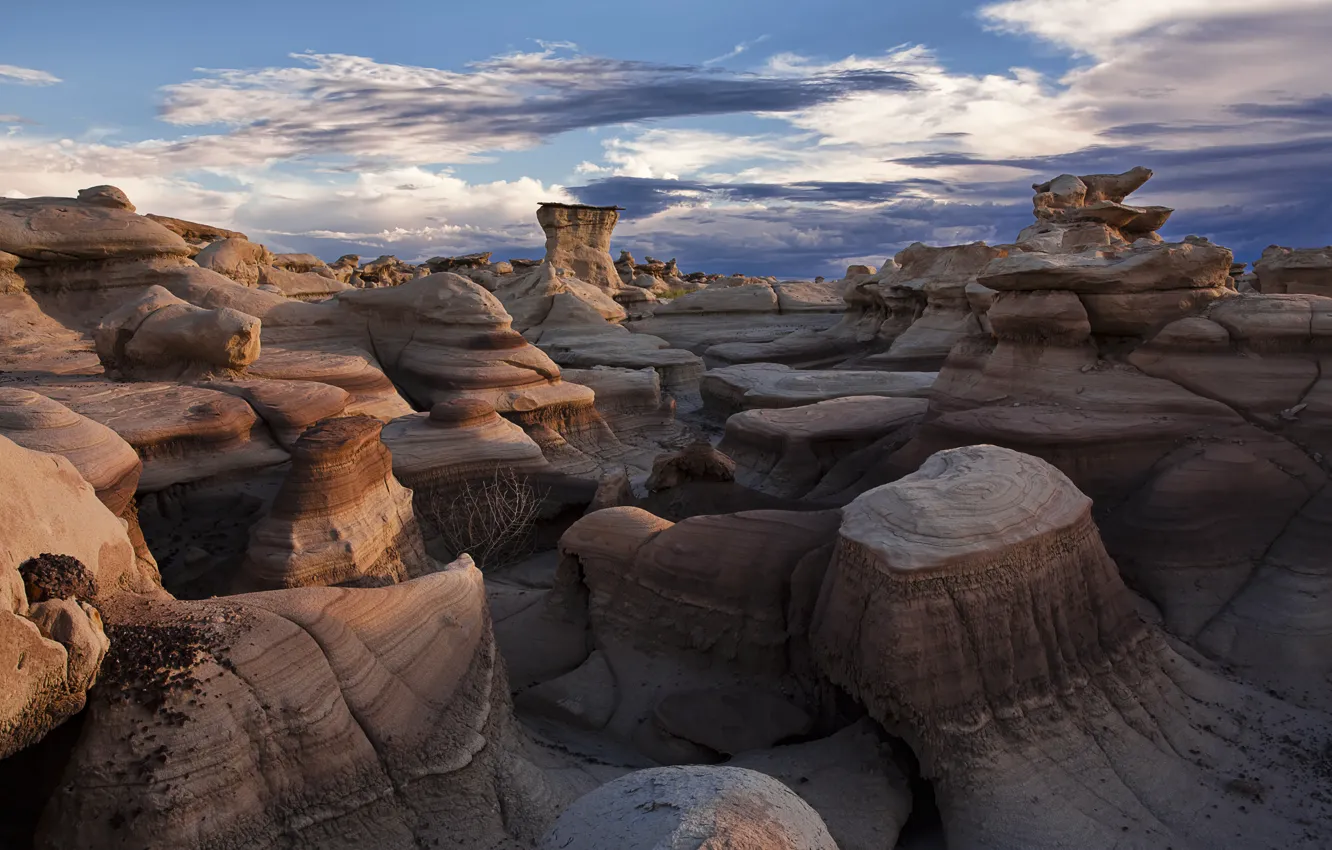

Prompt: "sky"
[3,0,1331,277]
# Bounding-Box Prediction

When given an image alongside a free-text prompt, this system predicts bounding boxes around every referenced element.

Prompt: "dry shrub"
[424,468,541,569]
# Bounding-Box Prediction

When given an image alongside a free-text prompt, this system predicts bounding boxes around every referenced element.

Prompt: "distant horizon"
[4,0,1331,277]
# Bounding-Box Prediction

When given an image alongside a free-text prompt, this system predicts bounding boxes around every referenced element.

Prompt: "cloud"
[0,65,61,86]
[703,35,772,67]
[153,48,912,167]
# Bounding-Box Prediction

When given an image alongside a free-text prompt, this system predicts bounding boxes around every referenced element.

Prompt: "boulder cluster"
[2,168,1331,850]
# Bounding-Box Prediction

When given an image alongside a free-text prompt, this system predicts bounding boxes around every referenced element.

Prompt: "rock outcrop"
[536,203,623,293]
[811,445,1332,849]
[240,416,428,589]
[701,362,935,419]
[720,395,928,499]
[1254,245,1332,296]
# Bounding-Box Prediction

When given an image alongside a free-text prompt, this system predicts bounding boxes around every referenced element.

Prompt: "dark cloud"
[892,134,1332,262]
[159,52,914,166]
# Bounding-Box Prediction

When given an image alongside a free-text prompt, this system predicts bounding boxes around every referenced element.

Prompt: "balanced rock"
[536,202,623,292]
[93,284,261,379]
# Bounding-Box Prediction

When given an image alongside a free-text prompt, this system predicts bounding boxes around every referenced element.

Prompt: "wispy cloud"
[152,48,912,167]
[703,34,772,67]
[0,64,62,86]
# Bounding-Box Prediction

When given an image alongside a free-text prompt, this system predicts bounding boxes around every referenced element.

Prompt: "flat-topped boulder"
[720,396,928,499]
[701,363,936,418]
[0,191,190,263]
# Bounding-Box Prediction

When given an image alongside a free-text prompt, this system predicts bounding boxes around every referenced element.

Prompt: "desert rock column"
[810,444,1332,850]
[536,202,624,292]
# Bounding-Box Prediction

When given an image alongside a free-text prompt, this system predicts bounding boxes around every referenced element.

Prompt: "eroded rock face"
[0,389,142,514]
[536,203,623,293]
[1254,245,1332,296]
[811,446,1332,850]
[240,416,428,590]
[701,363,936,419]
[0,435,146,758]
[39,556,568,850]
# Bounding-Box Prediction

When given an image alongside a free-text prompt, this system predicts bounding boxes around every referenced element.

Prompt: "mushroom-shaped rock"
[536,202,623,292]
[240,416,428,589]
[810,445,1332,850]
[380,398,549,500]
[94,284,261,379]
[537,765,838,850]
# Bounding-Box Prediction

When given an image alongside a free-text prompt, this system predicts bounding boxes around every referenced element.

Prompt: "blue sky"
[3,0,1330,275]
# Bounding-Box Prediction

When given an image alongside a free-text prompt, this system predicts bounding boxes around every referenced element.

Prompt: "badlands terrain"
[2,169,1332,849]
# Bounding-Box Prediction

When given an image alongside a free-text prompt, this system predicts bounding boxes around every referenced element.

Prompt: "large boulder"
[537,766,837,850]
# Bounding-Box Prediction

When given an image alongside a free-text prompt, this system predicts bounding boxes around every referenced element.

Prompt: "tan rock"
[1253,245,1332,296]
[194,236,275,286]
[0,194,189,263]
[241,416,428,589]
[0,388,142,514]
[810,445,1332,849]
[537,202,623,292]
[700,363,936,419]
[979,240,1232,294]
[93,285,261,379]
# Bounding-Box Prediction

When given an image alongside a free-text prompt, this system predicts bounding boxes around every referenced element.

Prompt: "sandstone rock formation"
[1254,245,1332,296]
[701,362,935,419]
[719,395,927,499]
[239,416,429,590]
[811,445,1332,849]
[536,202,623,293]
[93,285,261,379]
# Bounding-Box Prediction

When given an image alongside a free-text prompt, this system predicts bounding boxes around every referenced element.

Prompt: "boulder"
[537,766,837,850]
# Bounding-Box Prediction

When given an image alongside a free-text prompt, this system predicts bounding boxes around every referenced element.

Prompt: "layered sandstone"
[810,445,1332,849]
[536,202,623,293]
[240,416,428,589]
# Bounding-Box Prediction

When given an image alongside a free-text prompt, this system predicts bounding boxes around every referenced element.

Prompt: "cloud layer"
[2,1,1330,276]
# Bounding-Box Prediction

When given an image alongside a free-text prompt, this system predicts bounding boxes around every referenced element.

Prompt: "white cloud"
[0,65,61,86]
[978,0,1332,57]
[703,34,771,67]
